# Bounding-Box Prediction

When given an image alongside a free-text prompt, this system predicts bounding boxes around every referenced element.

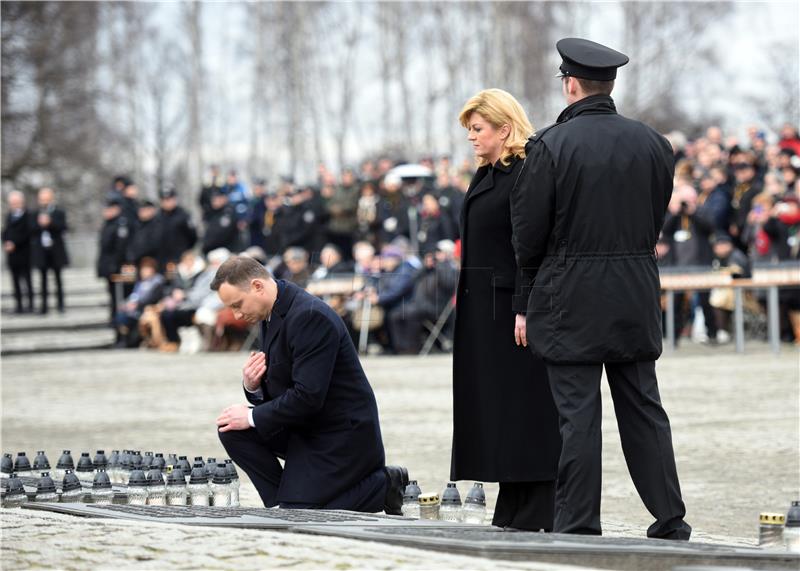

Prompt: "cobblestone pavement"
[1,345,798,569]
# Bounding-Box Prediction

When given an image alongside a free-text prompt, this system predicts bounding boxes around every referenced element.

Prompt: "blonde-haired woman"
[450,89,561,531]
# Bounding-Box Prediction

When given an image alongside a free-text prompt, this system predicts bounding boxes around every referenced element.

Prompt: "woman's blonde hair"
[459,89,534,167]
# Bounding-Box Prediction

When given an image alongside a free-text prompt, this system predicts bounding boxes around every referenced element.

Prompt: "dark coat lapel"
[260,280,299,357]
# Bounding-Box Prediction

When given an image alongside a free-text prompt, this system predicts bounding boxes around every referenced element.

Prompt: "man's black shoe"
[383,465,408,515]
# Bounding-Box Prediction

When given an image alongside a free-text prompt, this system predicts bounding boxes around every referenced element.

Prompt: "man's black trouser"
[546,360,691,539]
[11,265,34,312]
[218,427,387,511]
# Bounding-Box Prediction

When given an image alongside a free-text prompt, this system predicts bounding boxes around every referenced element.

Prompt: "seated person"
[114,257,165,348]
[387,240,458,353]
[212,255,408,512]
[311,244,354,280]
[274,247,312,288]
[159,248,229,351]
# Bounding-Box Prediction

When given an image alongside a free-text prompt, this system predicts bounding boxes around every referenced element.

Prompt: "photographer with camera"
[662,184,718,344]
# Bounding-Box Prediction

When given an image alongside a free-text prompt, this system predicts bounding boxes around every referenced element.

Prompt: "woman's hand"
[514,313,527,347]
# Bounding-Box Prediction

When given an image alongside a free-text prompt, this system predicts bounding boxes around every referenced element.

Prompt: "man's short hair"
[210,255,270,292]
[575,77,614,96]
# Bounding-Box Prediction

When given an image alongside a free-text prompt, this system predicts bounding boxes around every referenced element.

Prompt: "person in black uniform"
[202,190,239,255]
[510,38,691,540]
[31,187,69,313]
[97,197,133,323]
[157,185,197,270]
[451,89,561,531]
[2,191,34,313]
[126,200,162,267]
[211,255,409,512]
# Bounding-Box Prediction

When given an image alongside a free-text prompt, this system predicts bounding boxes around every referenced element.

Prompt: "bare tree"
[184,1,204,208]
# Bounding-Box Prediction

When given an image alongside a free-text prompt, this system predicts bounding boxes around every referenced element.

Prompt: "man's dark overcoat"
[2,210,33,269]
[31,206,69,269]
[510,95,674,364]
[246,280,386,505]
[451,155,561,483]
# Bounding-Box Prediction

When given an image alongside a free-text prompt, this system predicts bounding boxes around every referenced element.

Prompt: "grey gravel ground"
[1,344,798,569]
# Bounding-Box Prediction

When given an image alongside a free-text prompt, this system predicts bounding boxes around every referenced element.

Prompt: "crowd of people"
[94,158,466,353]
[3,123,800,350]
[659,122,800,345]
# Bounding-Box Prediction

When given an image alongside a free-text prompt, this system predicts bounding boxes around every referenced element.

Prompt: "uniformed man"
[97,197,133,322]
[126,200,162,267]
[157,185,198,269]
[510,37,691,540]
[202,190,239,255]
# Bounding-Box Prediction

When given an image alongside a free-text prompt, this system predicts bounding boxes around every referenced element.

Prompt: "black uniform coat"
[245,280,386,505]
[158,207,197,266]
[97,214,133,278]
[2,210,33,269]
[450,155,561,483]
[202,205,239,254]
[510,95,674,364]
[31,206,69,269]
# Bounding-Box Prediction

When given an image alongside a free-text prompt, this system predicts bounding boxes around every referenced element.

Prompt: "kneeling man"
[212,255,408,512]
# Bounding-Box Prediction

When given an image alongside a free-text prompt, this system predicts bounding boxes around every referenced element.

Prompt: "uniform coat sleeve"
[251,310,338,438]
[510,143,557,310]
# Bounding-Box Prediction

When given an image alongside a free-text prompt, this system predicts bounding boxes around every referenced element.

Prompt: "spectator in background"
[353,241,379,276]
[121,181,140,223]
[742,193,791,263]
[127,200,161,267]
[377,174,410,247]
[275,186,327,257]
[324,167,360,259]
[275,247,312,288]
[364,245,417,354]
[202,190,240,255]
[387,239,458,354]
[2,191,34,313]
[156,250,224,352]
[697,166,732,234]
[662,184,717,343]
[250,187,284,258]
[31,187,69,314]
[97,197,133,322]
[709,235,751,344]
[311,244,353,280]
[434,170,465,240]
[417,191,457,255]
[778,123,800,156]
[730,158,763,246]
[355,181,381,244]
[157,185,197,270]
[222,170,250,244]
[113,257,165,348]
[200,164,225,221]
[109,175,130,202]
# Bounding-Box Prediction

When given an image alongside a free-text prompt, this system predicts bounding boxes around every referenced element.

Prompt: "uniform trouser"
[10,265,34,312]
[546,361,691,539]
[492,481,556,531]
[39,261,64,312]
[218,427,388,512]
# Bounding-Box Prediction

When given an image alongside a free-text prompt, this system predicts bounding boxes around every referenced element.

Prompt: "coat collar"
[556,94,617,123]
[260,279,299,354]
[466,155,519,203]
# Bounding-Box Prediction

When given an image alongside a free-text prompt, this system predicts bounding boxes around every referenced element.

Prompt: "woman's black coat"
[450,155,561,483]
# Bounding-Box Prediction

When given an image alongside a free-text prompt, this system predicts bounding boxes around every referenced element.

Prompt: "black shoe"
[383,465,408,516]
